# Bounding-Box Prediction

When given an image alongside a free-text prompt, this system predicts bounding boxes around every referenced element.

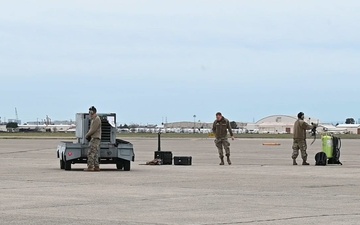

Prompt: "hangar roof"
[256,115,296,125]
[256,115,319,125]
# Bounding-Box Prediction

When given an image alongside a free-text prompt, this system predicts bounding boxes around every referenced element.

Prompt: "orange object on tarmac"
[262,143,281,146]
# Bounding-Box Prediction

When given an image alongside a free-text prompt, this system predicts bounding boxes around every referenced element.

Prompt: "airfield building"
[335,124,360,134]
[255,115,320,134]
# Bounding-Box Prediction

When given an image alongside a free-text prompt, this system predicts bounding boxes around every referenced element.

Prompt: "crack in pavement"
[0,212,168,225]
[0,148,51,155]
[202,213,360,225]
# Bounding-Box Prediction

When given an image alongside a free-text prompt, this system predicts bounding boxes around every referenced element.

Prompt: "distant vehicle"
[259,131,269,134]
[118,128,130,133]
[248,129,259,134]
[18,124,75,132]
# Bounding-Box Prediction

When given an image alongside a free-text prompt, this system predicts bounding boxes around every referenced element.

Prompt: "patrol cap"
[216,112,222,116]
[89,106,97,115]
[297,112,304,119]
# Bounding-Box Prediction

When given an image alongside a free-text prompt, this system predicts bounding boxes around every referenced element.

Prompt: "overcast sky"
[1,0,359,125]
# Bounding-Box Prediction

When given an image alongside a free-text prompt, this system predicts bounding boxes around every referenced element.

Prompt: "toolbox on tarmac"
[154,151,173,165]
[174,156,192,166]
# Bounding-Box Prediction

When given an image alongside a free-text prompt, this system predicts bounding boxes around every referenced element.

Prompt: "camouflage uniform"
[88,138,101,168]
[215,138,231,158]
[292,119,313,162]
[85,115,102,169]
[292,139,308,161]
[212,117,234,159]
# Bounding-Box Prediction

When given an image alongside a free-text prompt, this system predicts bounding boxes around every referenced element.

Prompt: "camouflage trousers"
[292,139,308,161]
[87,138,100,168]
[215,138,230,158]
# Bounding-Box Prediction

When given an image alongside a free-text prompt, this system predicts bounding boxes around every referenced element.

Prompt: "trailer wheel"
[64,160,72,171]
[123,160,131,171]
[60,160,65,169]
[116,161,123,170]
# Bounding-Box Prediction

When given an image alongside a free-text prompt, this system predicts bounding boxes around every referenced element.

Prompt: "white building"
[254,115,320,134]
[320,124,348,134]
[335,124,360,134]
[0,125,7,132]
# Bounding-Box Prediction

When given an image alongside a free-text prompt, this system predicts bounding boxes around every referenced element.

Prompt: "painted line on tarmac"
[0,148,51,155]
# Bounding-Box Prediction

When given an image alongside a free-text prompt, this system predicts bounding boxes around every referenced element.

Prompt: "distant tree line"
[345,118,355,124]
[230,121,238,129]
[6,122,18,129]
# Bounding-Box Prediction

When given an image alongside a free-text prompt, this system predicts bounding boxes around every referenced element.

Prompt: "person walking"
[212,112,235,165]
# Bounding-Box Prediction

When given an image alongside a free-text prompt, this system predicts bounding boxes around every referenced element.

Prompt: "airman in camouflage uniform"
[292,112,316,166]
[212,112,235,165]
[84,106,102,172]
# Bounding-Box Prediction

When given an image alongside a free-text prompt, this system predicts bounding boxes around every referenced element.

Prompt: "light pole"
[193,115,196,133]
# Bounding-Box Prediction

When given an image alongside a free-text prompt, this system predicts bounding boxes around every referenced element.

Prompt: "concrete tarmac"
[1,138,360,225]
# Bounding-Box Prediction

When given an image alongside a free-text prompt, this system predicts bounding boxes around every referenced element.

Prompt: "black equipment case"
[154,151,173,165]
[174,156,192,166]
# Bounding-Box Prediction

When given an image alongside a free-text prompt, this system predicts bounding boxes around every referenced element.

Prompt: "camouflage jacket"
[212,117,234,139]
[293,119,314,140]
[86,116,102,139]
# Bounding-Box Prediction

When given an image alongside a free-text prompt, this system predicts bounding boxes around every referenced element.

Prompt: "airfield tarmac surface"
[1,138,360,225]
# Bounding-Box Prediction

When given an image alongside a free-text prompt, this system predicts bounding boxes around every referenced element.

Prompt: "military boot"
[84,167,95,172]
[219,157,225,165]
[293,159,298,165]
[94,166,100,172]
[302,161,310,166]
[226,156,232,165]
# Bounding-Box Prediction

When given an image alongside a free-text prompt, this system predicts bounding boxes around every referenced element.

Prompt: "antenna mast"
[15,107,19,123]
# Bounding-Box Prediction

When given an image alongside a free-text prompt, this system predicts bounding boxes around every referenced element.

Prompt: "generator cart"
[57,113,135,171]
